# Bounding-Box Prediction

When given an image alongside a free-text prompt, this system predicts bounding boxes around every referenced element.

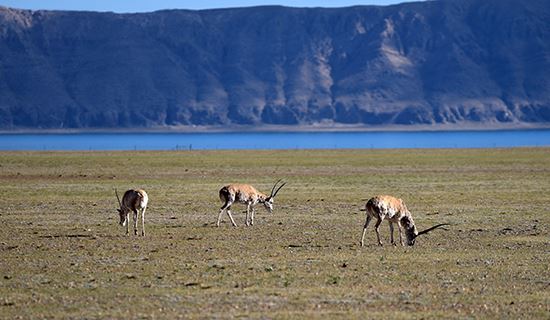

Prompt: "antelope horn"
[270,179,283,197]
[272,181,287,198]
[115,188,122,208]
[415,223,450,237]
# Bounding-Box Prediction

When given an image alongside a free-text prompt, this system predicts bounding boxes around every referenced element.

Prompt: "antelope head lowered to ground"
[115,189,148,236]
[217,179,286,227]
[360,195,449,247]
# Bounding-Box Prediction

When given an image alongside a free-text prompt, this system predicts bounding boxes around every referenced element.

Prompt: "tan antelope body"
[360,195,449,246]
[217,180,286,227]
[115,189,148,236]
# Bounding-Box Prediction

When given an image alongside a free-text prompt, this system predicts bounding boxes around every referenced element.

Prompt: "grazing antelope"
[115,189,148,236]
[217,179,286,227]
[360,195,449,246]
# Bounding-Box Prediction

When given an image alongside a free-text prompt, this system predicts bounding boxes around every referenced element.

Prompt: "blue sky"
[1,0,420,12]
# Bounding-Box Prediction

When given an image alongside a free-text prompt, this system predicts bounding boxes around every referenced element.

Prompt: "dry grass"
[0,148,549,318]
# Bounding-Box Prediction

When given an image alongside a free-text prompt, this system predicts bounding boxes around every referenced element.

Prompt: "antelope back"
[122,189,148,210]
[366,195,408,221]
[223,184,263,202]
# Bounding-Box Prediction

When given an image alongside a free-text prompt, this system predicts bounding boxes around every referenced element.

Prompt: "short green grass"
[0,148,549,318]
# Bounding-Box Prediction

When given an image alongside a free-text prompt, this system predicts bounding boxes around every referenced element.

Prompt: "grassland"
[0,148,549,319]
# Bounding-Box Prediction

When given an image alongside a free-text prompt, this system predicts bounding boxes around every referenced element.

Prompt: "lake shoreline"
[2,122,550,134]
[1,129,549,150]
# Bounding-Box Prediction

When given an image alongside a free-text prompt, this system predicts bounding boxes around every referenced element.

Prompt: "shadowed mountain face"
[0,0,549,129]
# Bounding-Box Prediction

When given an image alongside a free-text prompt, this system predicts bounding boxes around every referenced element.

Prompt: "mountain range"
[0,0,549,129]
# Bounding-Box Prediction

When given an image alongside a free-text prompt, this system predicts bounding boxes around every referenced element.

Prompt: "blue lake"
[0,130,549,151]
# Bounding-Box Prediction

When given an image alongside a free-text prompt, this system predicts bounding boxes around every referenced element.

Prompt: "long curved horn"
[415,223,450,237]
[115,188,122,208]
[272,181,286,198]
[270,179,283,197]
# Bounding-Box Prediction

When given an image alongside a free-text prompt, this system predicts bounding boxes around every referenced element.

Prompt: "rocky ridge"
[0,0,549,129]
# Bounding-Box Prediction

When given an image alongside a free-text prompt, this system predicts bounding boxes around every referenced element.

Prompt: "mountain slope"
[0,0,549,129]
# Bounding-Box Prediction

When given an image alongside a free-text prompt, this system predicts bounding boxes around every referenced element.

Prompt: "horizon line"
[0,1,420,14]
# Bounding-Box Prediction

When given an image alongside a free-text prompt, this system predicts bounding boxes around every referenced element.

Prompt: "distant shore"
[1,122,550,134]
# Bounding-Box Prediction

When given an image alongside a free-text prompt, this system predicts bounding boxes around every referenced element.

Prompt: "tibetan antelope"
[360,195,449,246]
[217,179,286,227]
[115,189,148,236]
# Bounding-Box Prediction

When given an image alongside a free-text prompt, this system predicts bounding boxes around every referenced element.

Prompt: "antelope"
[360,195,449,246]
[115,189,148,236]
[217,179,286,227]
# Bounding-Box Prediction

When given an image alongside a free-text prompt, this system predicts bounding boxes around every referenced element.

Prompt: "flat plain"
[0,148,549,319]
